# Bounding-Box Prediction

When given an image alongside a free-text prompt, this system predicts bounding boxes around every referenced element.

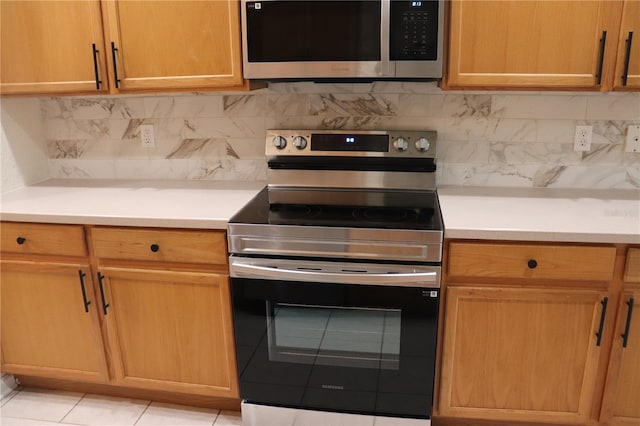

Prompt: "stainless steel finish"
[265,129,437,158]
[415,137,431,152]
[380,0,391,77]
[292,135,307,149]
[267,169,436,191]
[393,137,409,151]
[241,402,433,426]
[240,0,443,80]
[230,256,440,288]
[228,223,442,262]
[272,135,286,149]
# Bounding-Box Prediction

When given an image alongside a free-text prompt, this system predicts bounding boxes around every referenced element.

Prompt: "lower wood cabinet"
[0,221,238,403]
[599,289,640,426]
[0,260,109,383]
[438,240,630,426]
[97,267,238,397]
[439,286,607,424]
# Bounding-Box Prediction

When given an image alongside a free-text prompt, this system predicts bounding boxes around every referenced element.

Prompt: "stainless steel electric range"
[228,129,443,425]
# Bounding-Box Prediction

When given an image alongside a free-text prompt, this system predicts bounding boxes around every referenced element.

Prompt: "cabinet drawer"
[91,227,227,265]
[448,242,616,281]
[0,222,87,257]
[624,248,640,283]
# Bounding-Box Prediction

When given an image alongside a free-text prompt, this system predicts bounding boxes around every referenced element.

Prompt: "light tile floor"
[0,387,242,426]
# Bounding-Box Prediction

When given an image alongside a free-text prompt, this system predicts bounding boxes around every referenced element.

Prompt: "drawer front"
[448,242,616,281]
[91,227,227,265]
[624,248,640,283]
[0,222,87,257]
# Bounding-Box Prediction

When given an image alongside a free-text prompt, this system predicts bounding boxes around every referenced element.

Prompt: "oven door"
[230,256,440,419]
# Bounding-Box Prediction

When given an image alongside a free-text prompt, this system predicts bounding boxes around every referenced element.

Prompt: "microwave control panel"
[390,0,439,60]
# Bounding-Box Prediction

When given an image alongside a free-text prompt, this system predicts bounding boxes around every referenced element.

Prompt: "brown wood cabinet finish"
[1,0,246,95]
[438,239,627,426]
[0,221,239,405]
[447,0,636,91]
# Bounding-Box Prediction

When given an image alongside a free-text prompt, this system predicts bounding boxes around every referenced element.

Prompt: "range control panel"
[266,130,437,158]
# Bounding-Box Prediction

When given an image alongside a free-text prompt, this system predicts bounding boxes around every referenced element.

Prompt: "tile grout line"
[59,392,87,424]
[132,399,153,426]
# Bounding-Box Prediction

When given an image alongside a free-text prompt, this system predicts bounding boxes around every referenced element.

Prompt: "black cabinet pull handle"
[527,259,538,269]
[622,31,634,86]
[150,243,160,253]
[78,270,91,313]
[91,43,102,90]
[111,41,121,88]
[596,30,607,85]
[16,236,26,245]
[596,296,609,346]
[622,297,634,348]
[97,272,110,315]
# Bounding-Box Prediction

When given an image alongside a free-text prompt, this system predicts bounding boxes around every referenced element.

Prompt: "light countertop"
[0,179,266,230]
[2,180,639,243]
[437,186,640,244]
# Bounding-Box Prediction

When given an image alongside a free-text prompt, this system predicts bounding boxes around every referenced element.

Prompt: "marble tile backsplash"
[42,82,640,188]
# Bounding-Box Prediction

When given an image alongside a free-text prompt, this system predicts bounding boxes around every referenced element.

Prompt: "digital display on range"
[311,133,388,152]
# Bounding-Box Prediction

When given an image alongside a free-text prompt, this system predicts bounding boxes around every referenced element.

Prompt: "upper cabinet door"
[447,1,623,90]
[0,0,108,95]
[102,0,244,92]
[613,1,640,89]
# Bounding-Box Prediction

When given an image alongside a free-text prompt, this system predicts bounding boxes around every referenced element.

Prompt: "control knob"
[272,136,287,149]
[393,137,409,152]
[293,136,308,150]
[415,137,431,152]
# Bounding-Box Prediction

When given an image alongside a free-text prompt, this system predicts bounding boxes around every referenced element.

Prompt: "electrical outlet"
[573,125,592,152]
[139,124,155,148]
[625,125,640,153]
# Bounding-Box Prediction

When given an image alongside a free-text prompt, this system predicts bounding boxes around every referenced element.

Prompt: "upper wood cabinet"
[0,0,246,96]
[101,1,244,92]
[0,1,109,95]
[613,1,640,89]
[447,1,637,91]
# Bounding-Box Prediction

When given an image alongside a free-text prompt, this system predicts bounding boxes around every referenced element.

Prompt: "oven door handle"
[230,262,439,287]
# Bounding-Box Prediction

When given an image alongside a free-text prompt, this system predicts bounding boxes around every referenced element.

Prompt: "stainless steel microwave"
[241,0,444,80]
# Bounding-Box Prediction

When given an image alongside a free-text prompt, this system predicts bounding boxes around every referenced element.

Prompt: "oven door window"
[268,303,400,370]
[232,278,439,418]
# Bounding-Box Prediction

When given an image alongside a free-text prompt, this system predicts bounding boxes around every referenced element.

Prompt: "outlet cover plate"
[574,125,592,152]
[625,125,640,153]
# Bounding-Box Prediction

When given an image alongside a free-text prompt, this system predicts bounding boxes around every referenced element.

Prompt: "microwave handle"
[231,261,439,288]
[380,0,392,76]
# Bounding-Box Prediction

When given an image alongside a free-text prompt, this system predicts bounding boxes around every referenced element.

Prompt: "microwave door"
[242,0,392,79]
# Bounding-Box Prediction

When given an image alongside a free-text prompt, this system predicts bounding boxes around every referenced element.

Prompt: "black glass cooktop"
[230,187,443,231]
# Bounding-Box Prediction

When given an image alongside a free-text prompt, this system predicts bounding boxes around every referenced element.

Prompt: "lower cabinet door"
[439,286,608,424]
[600,290,640,426]
[98,267,239,398]
[0,261,108,382]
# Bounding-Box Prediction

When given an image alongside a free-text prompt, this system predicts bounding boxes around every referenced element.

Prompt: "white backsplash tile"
[40,84,640,189]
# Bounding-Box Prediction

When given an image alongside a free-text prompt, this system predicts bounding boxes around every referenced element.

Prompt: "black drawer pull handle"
[596,30,607,85]
[150,243,160,253]
[622,31,633,86]
[596,297,609,346]
[16,237,26,245]
[622,297,634,348]
[527,259,538,269]
[91,43,102,90]
[111,41,121,88]
[78,270,91,313]
[97,272,110,315]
